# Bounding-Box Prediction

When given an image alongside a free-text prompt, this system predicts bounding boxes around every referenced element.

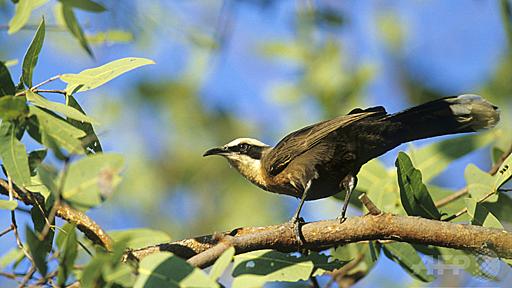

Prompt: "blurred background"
[1,0,512,287]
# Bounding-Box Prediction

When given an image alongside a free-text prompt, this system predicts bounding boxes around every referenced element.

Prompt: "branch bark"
[125,213,512,268]
[0,179,113,250]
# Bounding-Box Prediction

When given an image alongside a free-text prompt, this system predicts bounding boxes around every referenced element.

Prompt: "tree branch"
[125,214,512,268]
[0,179,113,250]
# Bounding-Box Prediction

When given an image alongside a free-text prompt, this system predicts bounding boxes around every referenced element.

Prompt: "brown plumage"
[204,95,500,240]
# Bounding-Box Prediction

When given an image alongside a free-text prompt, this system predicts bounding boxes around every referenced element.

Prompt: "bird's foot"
[336,215,347,224]
[288,216,305,246]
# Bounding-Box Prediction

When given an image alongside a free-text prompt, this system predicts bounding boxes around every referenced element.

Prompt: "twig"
[125,214,512,268]
[358,193,381,215]
[187,236,233,267]
[443,190,499,222]
[33,89,67,95]
[18,266,35,288]
[0,226,14,237]
[0,179,113,250]
[31,75,61,90]
[435,143,512,208]
[325,253,365,288]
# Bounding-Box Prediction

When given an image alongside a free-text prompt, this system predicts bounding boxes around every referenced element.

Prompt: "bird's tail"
[383,94,500,144]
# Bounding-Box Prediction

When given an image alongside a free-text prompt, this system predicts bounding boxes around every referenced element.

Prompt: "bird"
[203,94,500,241]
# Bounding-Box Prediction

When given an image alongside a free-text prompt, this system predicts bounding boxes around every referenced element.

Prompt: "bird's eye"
[238,143,249,152]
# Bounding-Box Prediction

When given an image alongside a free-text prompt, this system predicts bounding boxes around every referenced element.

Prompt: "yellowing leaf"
[8,0,48,34]
[61,57,155,94]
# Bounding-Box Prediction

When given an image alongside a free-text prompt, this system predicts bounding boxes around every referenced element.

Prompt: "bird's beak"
[203,147,228,157]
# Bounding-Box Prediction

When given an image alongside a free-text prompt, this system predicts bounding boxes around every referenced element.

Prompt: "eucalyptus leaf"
[494,153,512,191]
[25,225,48,276]
[67,95,102,153]
[0,96,28,120]
[30,206,54,254]
[464,198,503,229]
[464,164,498,202]
[22,18,45,87]
[396,152,441,220]
[134,252,218,288]
[58,0,106,12]
[56,223,78,287]
[8,0,48,34]
[27,90,97,123]
[60,3,93,56]
[383,242,435,282]
[209,246,235,281]
[0,121,31,187]
[0,61,16,96]
[29,106,86,154]
[60,57,155,94]
[109,228,171,249]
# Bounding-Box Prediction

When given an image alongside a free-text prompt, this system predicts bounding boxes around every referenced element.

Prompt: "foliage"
[0,1,511,287]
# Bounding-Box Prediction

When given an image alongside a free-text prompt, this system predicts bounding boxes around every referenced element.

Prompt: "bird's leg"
[337,174,357,223]
[289,180,312,245]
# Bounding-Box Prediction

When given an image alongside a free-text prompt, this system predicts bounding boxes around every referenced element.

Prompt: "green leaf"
[109,228,171,250]
[209,246,235,281]
[22,18,45,87]
[60,57,155,94]
[61,153,124,209]
[25,225,48,276]
[56,223,78,287]
[0,96,28,120]
[495,153,512,191]
[67,95,102,153]
[134,252,218,288]
[87,30,133,45]
[482,193,512,223]
[59,0,105,12]
[4,59,19,68]
[0,199,18,210]
[410,134,493,182]
[8,0,48,34]
[232,250,346,287]
[395,152,441,220]
[0,61,16,96]
[28,149,47,175]
[60,3,93,57]
[464,198,503,229]
[0,121,31,187]
[29,106,86,154]
[26,91,97,123]
[0,248,24,269]
[383,242,435,282]
[464,164,498,202]
[30,206,54,255]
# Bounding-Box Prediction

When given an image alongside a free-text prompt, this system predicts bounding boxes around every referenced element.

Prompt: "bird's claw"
[337,215,347,224]
[288,216,305,246]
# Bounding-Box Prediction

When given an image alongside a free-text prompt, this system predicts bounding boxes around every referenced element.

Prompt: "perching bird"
[203,95,500,240]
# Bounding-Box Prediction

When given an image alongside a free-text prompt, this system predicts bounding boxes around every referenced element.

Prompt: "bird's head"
[203,138,272,187]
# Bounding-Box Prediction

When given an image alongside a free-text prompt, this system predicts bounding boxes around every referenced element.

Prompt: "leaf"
[28,149,47,175]
[0,61,16,96]
[0,96,28,120]
[67,95,102,153]
[87,30,133,44]
[29,106,86,154]
[60,57,155,94]
[27,90,97,123]
[61,153,124,209]
[383,242,435,282]
[232,250,346,287]
[410,134,492,183]
[482,193,512,223]
[30,206,54,255]
[0,248,24,269]
[134,252,218,288]
[22,18,45,87]
[4,59,18,68]
[0,121,31,187]
[209,247,235,281]
[8,0,48,34]
[395,152,442,220]
[25,225,48,276]
[464,198,503,229]
[464,164,498,202]
[56,223,78,286]
[60,3,93,57]
[58,0,106,12]
[109,228,171,250]
[0,199,18,210]
[495,153,512,191]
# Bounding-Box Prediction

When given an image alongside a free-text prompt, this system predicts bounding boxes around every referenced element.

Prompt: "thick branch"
[126,214,512,268]
[0,180,113,250]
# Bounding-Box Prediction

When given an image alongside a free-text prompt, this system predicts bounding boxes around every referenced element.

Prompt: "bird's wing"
[263,107,386,176]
